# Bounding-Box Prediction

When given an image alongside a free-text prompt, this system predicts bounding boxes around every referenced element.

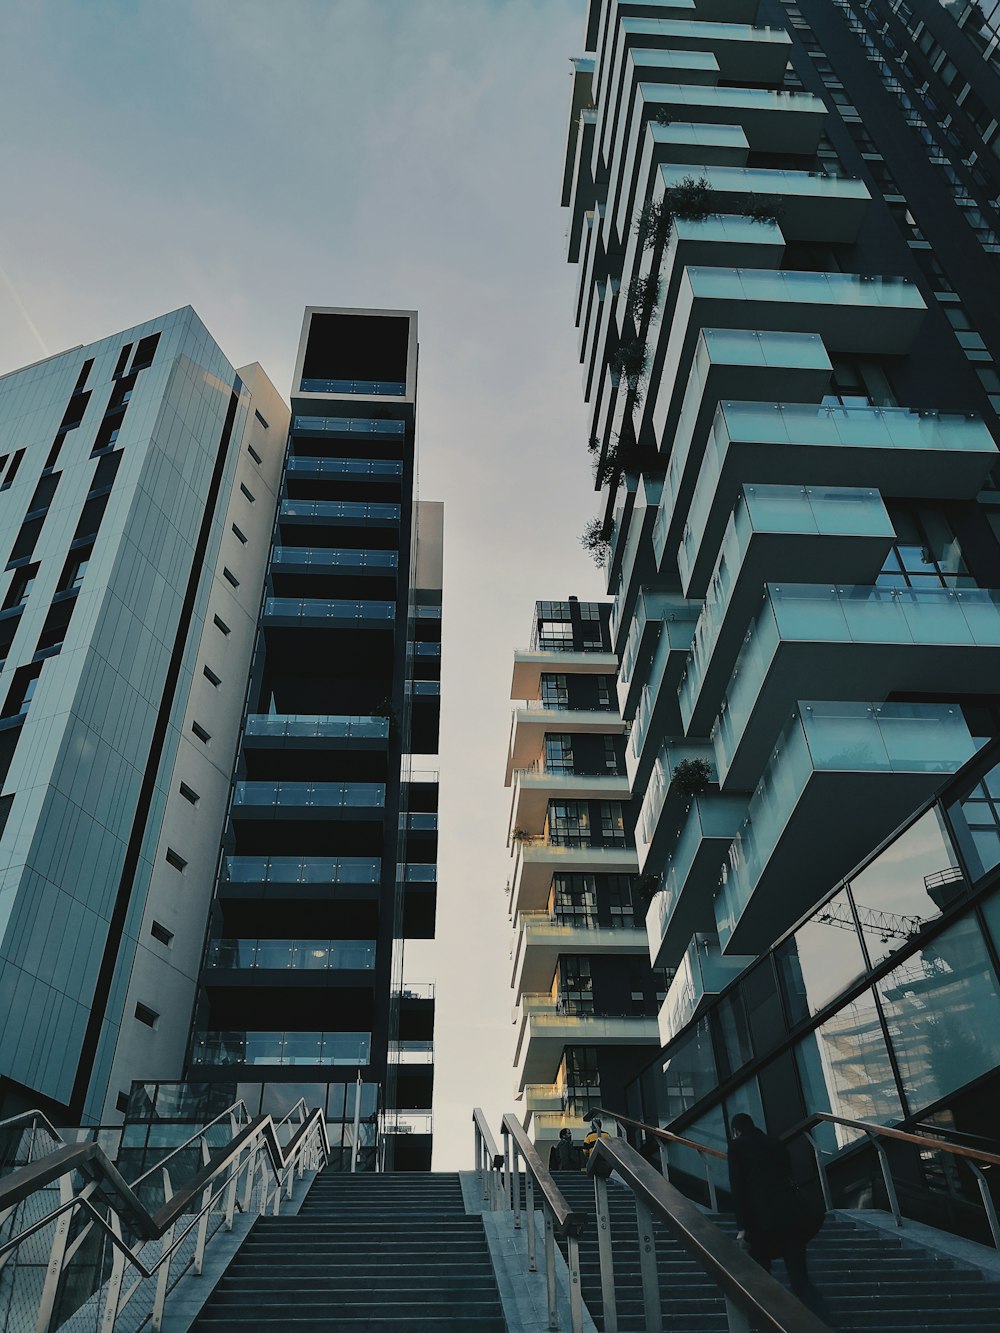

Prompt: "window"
[130,333,160,371]
[1,450,25,491]
[537,619,573,651]
[203,665,221,687]
[134,1002,159,1028]
[253,410,269,430]
[150,921,174,946]
[247,443,263,465]
[560,1046,601,1115]
[1,665,40,719]
[112,345,133,379]
[165,847,187,872]
[596,675,613,708]
[557,956,594,1015]
[179,782,200,805]
[44,435,65,471]
[36,599,75,653]
[89,451,122,497]
[27,474,59,517]
[552,874,597,926]
[191,721,211,744]
[7,518,43,565]
[606,874,635,926]
[232,523,247,544]
[3,564,38,610]
[73,359,94,394]
[58,550,91,592]
[603,736,619,773]
[540,673,568,706]
[223,567,239,588]
[548,800,589,846]
[240,483,255,503]
[876,504,973,588]
[115,1091,130,1114]
[544,734,575,774]
[599,802,626,843]
[213,615,231,636]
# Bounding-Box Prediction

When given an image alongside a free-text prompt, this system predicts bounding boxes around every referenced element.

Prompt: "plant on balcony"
[608,336,648,393]
[581,517,611,567]
[741,193,783,225]
[634,175,712,252]
[652,108,673,127]
[592,439,620,488]
[626,270,661,328]
[511,827,536,844]
[671,756,713,796]
[635,872,661,908]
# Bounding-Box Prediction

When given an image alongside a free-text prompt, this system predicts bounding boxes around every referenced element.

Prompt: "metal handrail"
[472,1106,504,1211]
[501,1112,586,1333]
[593,1105,726,1209]
[0,1105,329,1332]
[588,1136,832,1333]
[130,1098,255,1187]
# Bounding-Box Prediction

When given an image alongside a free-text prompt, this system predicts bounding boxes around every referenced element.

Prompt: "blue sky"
[0,0,605,1164]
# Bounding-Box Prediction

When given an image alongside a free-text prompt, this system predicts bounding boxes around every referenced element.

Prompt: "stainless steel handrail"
[593,1104,727,1209]
[0,1106,329,1333]
[588,1136,832,1333]
[501,1112,587,1333]
[472,1107,504,1210]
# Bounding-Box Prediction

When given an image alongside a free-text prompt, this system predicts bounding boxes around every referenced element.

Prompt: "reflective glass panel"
[778,890,868,1024]
[658,1016,718,1120]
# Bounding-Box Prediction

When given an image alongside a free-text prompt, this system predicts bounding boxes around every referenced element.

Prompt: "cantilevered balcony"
[637,741,719,873]
[711,583,1000,790]
[511,911,649,994]
[262,598,395,629]
[219,855,381,901]
[278,498,400,528]
[510,649,618,701]
[506,703,628,782]
[230,781,386,820]
[271,548,398,579]
[190,1031,371,1067]
[619,591,703,723]
[287,456,402,480]
[657,932,752,1045]
[508,769,631,839]
[609,475,665,653]
[625,603,703,791]
[634,82,826,155]
[715,701,976,955]
[676,404,997,595]
[646,794,747,971]
[204,938,377,975]
[509,839,639,915]
[513,996,658,1088]
[291,415,405,438]
[677,485,894,733]
[649,268,925,460]
[647,329,832,539]
[243,715,390,749]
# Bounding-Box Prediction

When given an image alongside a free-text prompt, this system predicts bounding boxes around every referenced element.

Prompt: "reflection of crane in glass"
[816,900,923,946]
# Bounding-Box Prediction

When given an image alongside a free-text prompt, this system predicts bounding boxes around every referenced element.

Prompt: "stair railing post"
[504,1130,513,1212]
[99,1213,127,1333]
[804,1131,833,1213]
[474,1122,485,1201]
[967,1160,1000,1251]
[524,1169,537,1272]
[512,1141,521,1230]
[593,1173,618,1333]
[725,1296,753,1332]
[701,1148,718,1212]
[151,1168,175,1333]
[634,1195,663,1333]
[193,1139,213,1276]
[567,1230,583,1333]
[866,1129,901,1226]
[543,1204,558,1332]
[224,1149,240,1231]
[34,1176,75,1333]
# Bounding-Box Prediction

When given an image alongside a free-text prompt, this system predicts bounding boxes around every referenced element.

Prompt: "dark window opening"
[91,419,122,455]
[3,564,39,611]
[1,451,25,491]
[247,443,263,464]
[105,374,137,414]
[73,359,94,395]
[59,392,90,432]
[89,451,122,497]
[7,519,43,565]
[253,410,269,430]
[134,1002,159,1028]
[239,483,255,503]
[44,435,66,472]
[2,664,42,719]
[115,1092,130,1114]
[0,616,21,667]
[191,721,211,744]
[26,474,59,518]
[302,312,409,384]
[151,921,174,946]
[130,333,160,371]
[222,567,239,588]
[203,664,221,687]
[213,615,230,636]
[58,547,92,593]
[73,496,109,544]
[179,782,200,805]
[112,345,133,379]
[231,523,247,544]
[36,597,76,653]
[165,847,187,872]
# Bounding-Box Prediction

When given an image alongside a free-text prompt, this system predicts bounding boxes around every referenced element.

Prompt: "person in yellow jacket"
[581,1116,611,1166]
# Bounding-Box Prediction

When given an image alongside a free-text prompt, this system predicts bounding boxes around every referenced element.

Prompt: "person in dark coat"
[728,1113,831,1322]
[548,1127,580,1171]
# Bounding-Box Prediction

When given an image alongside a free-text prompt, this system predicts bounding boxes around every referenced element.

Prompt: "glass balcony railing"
[715,583,1000,777]
[414,605,442,620]
[657,796,748,934]
[406,681,441,697]
[620,590,701,687]
[642,81,823,114]
[299,377,405,395]
[271,548,398,572]
[717,401,993,452]
[658,934,752,1044]
[686,267,924,312]
[399,862,437,883]
[232,781,385,809]
[715,702,976,948]
[263,597,395,623]
[280,499,400,523]
[638,743,718,853]
[205,939,377,970]
[662,163,869,204]
[388,1040,434,1063]
[190,1031,371,1066]
[221,856,381,885]
[402,812,438,832]
[292,415,405,435]
[413,641,441,657]
[244,715,390,741]
[287,457,403,478]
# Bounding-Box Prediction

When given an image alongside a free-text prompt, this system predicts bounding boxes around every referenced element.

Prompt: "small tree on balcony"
[581,517,611,567]
[672,756,713,797]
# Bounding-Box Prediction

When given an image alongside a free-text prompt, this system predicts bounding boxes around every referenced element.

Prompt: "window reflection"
[950,755,1000,880]
[877,915,1000,1115]
[848,806,965,970]
[659,1016,717,1120]
[778,889,868,1024]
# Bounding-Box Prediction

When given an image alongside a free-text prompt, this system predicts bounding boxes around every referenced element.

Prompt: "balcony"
[204,938,376,973]
[619,590,704,722]
[657,932,752,1045]
[680,405,997,604]
[388,1040,434,1065]
[299,377,405,396]
[190,1031,372,1067]
[292,415,405,436]
[506,705,627,781]
[677,485,894,733]
[382,1111,434,1136]
[219,855,381,900]
[513,998,659,1087]
[243,714,390,748]
[715,701,976,955]
[609,476,665,656]
[279,499,400,527]
[508,768,631,838]
[262,598,395,629]
[512,911,649,993]
[712,583,1000,790]
[625,605,703,793]
[231,781,385,820]
[637,741,718,873]
[646,794,748,971]
[635,83,826,154]
[649,330,833,562]
[659,164,870,244]
[510,648,618,700]
[271,548,399,577]
[509,839,639,915]
[286,457,403,481]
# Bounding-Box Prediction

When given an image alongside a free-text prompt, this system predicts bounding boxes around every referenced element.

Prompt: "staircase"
[552,1171,1000,1332]
[192,1170,506,1331]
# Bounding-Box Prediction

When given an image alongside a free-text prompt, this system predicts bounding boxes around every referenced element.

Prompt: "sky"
[0,0,607,1168]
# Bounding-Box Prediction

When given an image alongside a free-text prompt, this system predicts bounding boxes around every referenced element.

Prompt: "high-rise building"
[0,306,440,1171]
[505,597,664,1148]
[559,0,1000,1202]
